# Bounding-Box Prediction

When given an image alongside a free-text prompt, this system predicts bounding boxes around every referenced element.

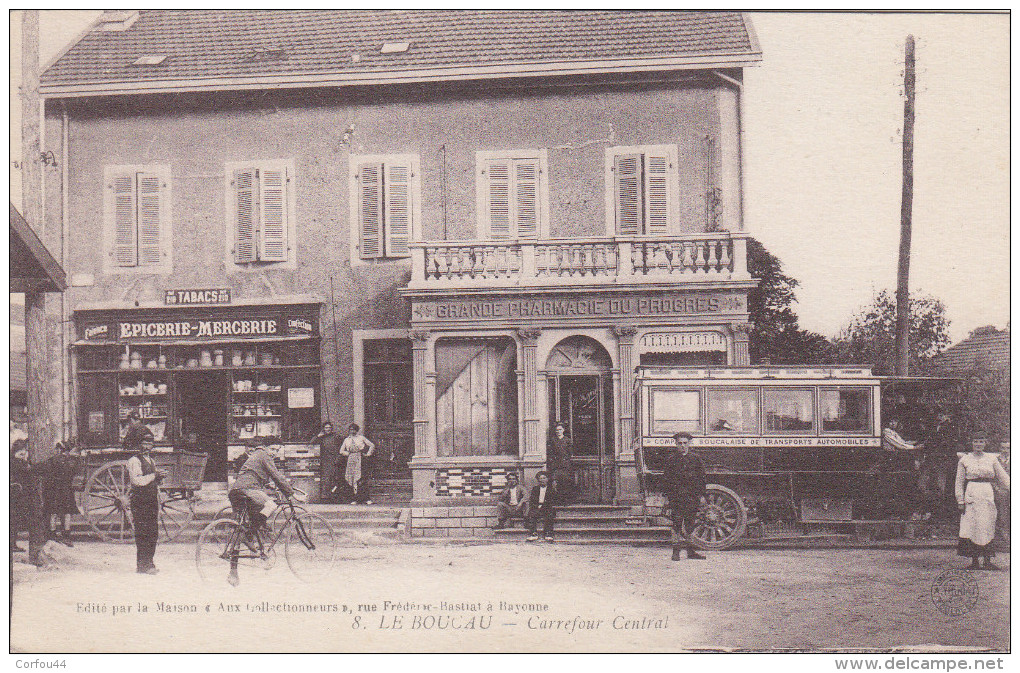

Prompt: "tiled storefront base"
[409,505,499,538]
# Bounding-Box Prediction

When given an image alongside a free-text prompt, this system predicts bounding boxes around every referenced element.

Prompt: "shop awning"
[72,334,317,347]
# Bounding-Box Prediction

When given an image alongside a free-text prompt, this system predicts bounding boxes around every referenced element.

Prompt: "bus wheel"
[690,484,747,551]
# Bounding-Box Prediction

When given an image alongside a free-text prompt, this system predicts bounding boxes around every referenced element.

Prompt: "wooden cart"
[79,450,208,542]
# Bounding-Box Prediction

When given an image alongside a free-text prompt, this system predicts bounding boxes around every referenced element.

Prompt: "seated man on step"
[525,471,558,542]
[495,472,527,529]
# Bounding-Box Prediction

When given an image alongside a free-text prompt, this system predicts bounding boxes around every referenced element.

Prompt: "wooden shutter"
[614,153,643,235]
[358,162,384,259]
[233,168,257,263]
[136,172,163,265]
[514,159,539,239]
[258,166,288,262]
[486,159,511,239]
[644,152,671,236]
[111,172,138,267]
[384,163,411,257]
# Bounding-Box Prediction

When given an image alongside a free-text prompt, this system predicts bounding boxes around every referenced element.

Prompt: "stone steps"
[489,504,670,544]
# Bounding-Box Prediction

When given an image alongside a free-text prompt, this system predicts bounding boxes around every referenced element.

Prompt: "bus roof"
[635,365,876,380]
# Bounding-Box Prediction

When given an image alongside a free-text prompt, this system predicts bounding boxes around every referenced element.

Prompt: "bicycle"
[196,488,337,584]
[211,485,307,539]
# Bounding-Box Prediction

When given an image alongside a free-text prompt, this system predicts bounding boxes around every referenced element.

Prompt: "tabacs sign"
[164,289,231,305]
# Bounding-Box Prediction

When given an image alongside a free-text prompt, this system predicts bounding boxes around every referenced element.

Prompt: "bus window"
[763,388,815,433]
[821,387,870,433]
[650,389,701,434]
[707,388,758,434]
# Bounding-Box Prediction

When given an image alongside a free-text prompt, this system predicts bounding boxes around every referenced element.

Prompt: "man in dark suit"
[495,473,527,529]
[525,471,557,542]
[662,432,707,560]
[547,422,575,505]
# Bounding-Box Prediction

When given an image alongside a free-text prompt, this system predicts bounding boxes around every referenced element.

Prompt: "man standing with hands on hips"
[662,432,707,561]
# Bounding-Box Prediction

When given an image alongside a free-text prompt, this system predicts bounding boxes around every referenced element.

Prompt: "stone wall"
[409,505,499,538]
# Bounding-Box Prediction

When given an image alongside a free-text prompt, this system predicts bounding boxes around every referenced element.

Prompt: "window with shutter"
[228,161,293,266]
[350,154,420,263]
[608,146,678,236]
[514,159,540,240]
[384,163,411,257]
[233,168,257,263]
[487,160,511,239]
[478,152,546,240]
[258,167,288,262]
[136,173,163,265]
[614,154,643,235]
[111,173,138,267]
[105,165,170,272]
[359,162,384,259]
[644,153,670,236]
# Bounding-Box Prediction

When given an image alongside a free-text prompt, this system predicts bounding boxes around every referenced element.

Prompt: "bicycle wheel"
[271,504,307,536]
[196,518,254,583]
[284,513,337,583]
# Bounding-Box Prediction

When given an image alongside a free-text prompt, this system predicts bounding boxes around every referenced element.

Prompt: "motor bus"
[634,365,963,549]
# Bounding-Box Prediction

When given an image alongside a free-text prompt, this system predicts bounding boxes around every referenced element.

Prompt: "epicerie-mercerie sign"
[118,319,280,339]
[643,436,882,448]
[412,293,744,322]
[82,314,318,342]
[164,289,231,305]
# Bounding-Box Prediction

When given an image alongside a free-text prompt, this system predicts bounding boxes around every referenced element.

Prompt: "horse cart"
[634,365,947,550]
[78,450,208,542]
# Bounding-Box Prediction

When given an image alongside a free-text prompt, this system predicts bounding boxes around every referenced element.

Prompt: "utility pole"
[894,35,915,376]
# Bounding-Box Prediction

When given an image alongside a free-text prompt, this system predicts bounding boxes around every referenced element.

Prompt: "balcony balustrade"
[408,232,750,289]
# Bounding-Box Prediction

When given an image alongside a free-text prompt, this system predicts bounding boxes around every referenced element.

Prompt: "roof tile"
[932,328,1010,372]
[42,10,758,92]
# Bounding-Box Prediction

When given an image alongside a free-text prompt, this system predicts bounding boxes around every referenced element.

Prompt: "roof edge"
[9,202,67,292]
[40,51,762,99]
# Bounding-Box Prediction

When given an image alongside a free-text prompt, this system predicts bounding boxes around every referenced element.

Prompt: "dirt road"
[10,541,1009,652]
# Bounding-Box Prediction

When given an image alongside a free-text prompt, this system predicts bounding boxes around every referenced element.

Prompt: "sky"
[10,11,1010,343]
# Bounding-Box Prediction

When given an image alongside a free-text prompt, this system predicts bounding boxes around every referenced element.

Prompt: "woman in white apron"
[340,423,375,504]
[956,431,1010,570]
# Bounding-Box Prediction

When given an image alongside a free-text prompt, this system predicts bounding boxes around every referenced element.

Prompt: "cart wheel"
[689,484,747,551]
[159,493,196,542]
[82,461,134,543]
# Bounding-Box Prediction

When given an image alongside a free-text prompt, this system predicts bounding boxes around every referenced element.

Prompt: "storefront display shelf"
[78,364,321,373]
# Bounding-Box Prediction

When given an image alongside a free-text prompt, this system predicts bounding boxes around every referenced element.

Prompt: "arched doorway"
[545,336,614,503]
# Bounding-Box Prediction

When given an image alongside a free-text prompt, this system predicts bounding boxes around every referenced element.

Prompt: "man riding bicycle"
[229,439,298,536]
[226,440,301,586]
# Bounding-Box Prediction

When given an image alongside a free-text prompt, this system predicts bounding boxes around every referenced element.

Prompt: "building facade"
[39,10,761,506]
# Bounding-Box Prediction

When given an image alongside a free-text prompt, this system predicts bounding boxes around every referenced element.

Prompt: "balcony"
[407,232,751,290]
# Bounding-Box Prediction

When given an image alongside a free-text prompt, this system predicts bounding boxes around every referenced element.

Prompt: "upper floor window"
[350,154,420,262]
[605,145,679,236]
[226,160,295,268]
[476,150,549,239]
[103,165,172,273]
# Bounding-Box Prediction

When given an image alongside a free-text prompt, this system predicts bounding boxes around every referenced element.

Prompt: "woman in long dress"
[956,431,1010,570]
[340,423,375,504]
